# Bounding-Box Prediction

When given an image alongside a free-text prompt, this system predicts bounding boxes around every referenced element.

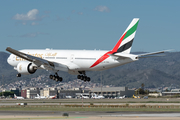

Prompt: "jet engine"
[17,62,37,75]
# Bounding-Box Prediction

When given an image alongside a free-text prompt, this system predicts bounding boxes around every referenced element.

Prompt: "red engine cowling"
[17,62,37,74]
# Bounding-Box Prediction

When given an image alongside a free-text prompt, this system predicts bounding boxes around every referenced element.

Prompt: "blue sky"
[1,0,180,52]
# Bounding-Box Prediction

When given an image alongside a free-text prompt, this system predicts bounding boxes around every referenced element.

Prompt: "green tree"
[0,91,14,97]
[138,88,145,95]
[144,89,149,95]
[135,89,139,95]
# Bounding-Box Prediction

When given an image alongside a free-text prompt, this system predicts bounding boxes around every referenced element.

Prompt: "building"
[58,88,90,98]
[90,87,134,98]
[21,89,27,99]
[10,88,20,96]
[40,89,44,97]
[26,88,40,99]
[148,93,162,97]
[171,89,180,92]
[162,89,180,96]
[6,86,135,99]
[43,88,58,98]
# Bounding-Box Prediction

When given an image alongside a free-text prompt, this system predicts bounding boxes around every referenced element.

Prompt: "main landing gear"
[49,73,63,82]
[77,71,90,82]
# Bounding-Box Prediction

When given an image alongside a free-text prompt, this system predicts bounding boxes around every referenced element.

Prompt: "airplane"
[6,18,168,82]
[48,95,56,99]
[118,95,126,99]
[35,94,46,99]
[133,95,140,99]
[80,94,89,99]
[14,94,24,99]
[65,96,72,99]
[91,94,105,99]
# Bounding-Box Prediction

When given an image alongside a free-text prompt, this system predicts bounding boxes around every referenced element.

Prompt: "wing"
[6,47,68,72]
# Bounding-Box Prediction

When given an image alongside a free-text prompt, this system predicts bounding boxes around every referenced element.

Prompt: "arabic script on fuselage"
[45,53,57,57]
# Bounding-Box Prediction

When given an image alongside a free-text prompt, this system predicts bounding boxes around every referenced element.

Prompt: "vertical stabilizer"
[112,18,139,54]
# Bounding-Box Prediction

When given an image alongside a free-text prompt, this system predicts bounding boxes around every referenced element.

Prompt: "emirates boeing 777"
[6,18,167,82]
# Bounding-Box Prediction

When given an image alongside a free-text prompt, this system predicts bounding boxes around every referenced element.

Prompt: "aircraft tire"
[55,77,59,82]
[87,77,90,82]
[49,75,53,79]
[53,75,56,80]
[84,76,87,81]
[80,75,84,80]
[77,75,81,79]
[59,77,63,82]
[17,73,21,77]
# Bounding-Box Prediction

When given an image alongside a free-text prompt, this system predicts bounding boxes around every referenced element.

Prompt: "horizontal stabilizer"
[109,53,137,59]
[137,50,173,58]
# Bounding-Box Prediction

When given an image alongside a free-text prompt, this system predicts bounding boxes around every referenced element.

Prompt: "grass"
[126,101,180,103]
[1,98,180,104]
[0,116,88,120]
[0,105,180,112]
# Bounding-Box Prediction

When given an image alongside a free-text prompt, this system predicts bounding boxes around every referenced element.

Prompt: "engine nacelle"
[17,62,37,75]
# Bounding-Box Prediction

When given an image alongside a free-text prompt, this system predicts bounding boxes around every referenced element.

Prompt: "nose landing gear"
[17,73,21,77]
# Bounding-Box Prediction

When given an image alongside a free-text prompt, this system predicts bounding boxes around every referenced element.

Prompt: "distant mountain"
[0,51,180,88]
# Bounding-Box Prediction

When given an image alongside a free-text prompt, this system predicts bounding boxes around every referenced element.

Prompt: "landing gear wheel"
[49,73,63,82]
[77,75,81,79]
[84,76,87,80]
[59,77,63,82]
[17,73,21,77]
[53,75,56,80]
[49,75,53,79]
[55,76,59,82]
[77,73,91,82]
[80,75,84,80]
[87,77,90,82]
[84,76,87,82]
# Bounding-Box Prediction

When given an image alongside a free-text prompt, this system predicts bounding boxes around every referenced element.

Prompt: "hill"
[0,51,180,88]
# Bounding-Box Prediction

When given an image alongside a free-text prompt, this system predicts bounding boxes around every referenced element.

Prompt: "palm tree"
[141,83,145,90]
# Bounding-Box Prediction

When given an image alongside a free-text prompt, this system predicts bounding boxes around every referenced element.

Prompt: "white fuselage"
[35,94,46,99]
[15,96,24,99]
[91,94,105,99]
[7,49,137,75]
[14,94,24,99]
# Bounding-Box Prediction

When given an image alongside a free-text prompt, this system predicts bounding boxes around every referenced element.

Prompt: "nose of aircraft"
[7,54,15,66]
[7,54,19,67]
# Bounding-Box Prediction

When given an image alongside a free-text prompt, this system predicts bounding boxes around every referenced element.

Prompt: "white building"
[90,87,134,98]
